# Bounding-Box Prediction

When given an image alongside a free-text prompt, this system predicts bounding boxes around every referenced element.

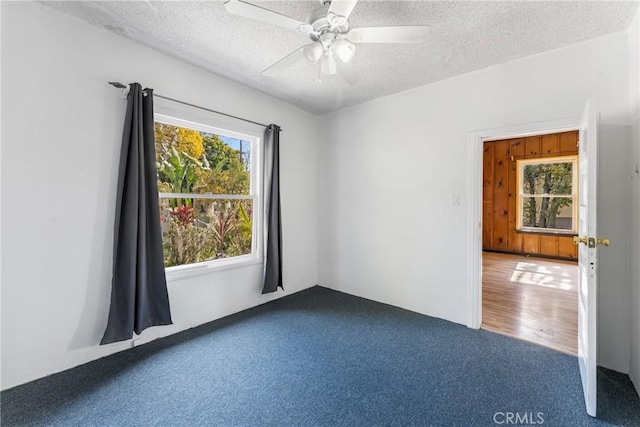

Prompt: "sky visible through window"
[219,135,244,150]
[206,134,251,169]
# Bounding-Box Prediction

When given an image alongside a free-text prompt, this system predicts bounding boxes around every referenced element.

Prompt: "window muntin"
[154,114,260,270]
[516,156,578,234]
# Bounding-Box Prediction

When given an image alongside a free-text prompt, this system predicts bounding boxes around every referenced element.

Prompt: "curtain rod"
[108,82,274,129]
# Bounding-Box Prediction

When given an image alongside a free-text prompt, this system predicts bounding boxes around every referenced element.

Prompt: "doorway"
[481,132,579,354]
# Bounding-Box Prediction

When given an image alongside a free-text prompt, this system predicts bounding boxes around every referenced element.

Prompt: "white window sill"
[165,255,262,282]
[516,228,577,236]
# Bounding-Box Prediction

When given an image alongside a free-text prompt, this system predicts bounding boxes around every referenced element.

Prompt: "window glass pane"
[522,162,573,195]
[160,197,253,267]
[522,196,573,230]
[155,123,251,195]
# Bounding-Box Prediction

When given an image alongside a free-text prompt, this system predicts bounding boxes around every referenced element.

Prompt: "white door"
[576,99,601,417]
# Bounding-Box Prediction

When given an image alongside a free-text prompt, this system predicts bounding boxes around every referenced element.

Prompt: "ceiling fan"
[224,0,430,84]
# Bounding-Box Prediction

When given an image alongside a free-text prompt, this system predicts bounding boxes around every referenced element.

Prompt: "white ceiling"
[43,1,638,115]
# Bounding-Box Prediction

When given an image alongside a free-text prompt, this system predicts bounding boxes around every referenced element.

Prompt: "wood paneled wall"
[482,131,579,260]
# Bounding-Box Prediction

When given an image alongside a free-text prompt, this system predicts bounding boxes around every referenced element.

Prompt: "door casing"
[466,117,581,329]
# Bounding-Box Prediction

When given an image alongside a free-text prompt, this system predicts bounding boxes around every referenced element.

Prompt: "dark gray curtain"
[101,83,173,345]
[262,124,283,294]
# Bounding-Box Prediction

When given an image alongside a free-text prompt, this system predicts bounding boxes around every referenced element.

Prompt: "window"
[154,114,260,271]
[516,155,578,234]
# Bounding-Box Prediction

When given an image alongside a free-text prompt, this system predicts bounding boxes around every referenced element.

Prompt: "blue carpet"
[2,286,639,426]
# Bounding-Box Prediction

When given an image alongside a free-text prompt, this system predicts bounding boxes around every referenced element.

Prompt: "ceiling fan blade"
[328,0,359,21]
[336,60,360,85]
[225,0,306,32]
[348,26,430,44]
[262,46,307,76]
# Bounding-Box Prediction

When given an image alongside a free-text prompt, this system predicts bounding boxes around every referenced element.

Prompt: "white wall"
[628,9,640,395]
[319,32,634,373]
[1,2,318,390]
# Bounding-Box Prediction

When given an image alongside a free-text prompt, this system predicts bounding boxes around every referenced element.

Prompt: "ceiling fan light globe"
[333,39,356,63]
[303,41,324,63]
[320,54,337,75]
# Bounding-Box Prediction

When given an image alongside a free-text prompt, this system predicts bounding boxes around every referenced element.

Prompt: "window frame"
[515,155,578,235]
[154,113,263,279]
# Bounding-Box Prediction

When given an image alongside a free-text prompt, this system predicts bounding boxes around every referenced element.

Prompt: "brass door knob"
[573,236,588,245]
[573,236,610,247]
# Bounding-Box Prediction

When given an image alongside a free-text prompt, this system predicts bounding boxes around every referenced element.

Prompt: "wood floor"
[482,251,578,355]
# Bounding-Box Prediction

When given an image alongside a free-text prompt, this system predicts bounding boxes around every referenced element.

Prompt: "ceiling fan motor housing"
[307,4,349,41]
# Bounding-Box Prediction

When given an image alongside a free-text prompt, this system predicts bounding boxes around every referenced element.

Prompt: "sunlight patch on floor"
[510,261,575,290]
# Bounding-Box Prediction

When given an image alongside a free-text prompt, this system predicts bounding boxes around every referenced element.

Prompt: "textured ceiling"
[43,1,638,115]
